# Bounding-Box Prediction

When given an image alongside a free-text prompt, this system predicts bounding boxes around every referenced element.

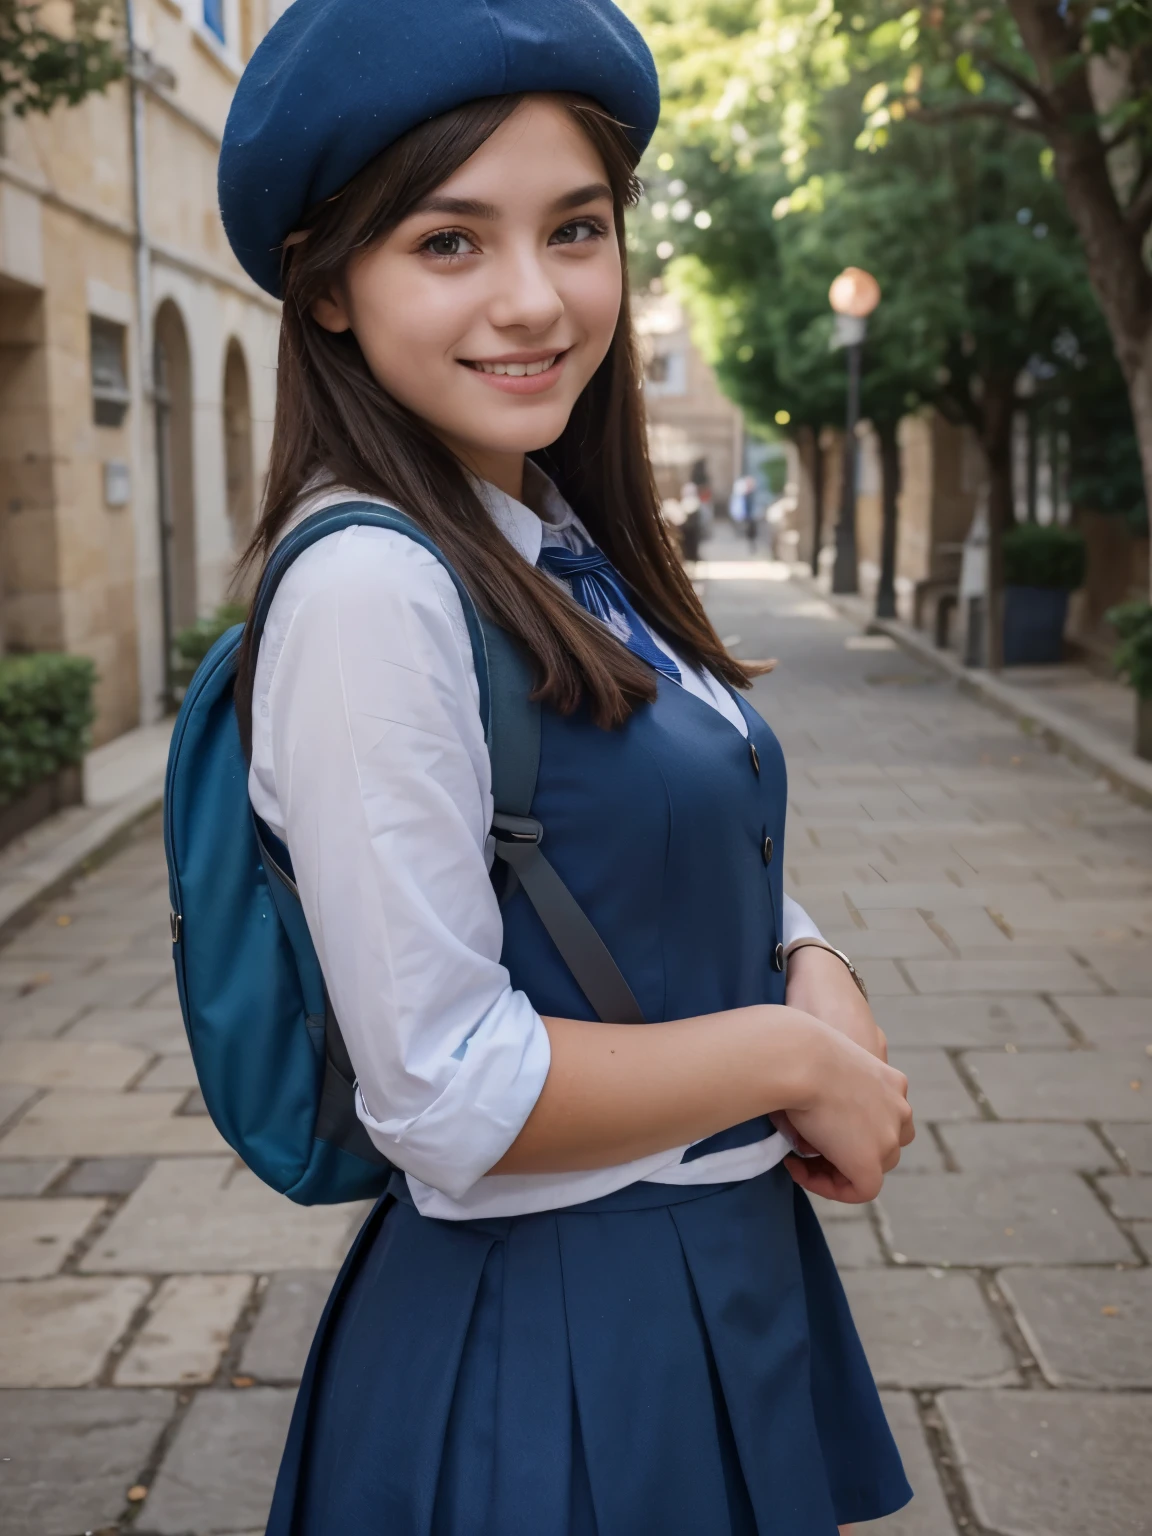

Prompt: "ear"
[310,286,352,334]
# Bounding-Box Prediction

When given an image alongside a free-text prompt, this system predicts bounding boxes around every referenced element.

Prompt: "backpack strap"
[254,500,644,1028]
[483,624,644,1025]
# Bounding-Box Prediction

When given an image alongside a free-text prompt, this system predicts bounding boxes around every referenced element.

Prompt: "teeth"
[474,356,557,376]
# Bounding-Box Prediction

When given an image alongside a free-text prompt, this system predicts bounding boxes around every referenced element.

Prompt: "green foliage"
[0,0,125,116]
[1001,524,1087,591]
[0,652,96,805]
[1106,599,1152,699]
[173,604,248,674]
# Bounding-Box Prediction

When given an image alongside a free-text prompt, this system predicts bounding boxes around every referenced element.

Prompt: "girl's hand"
[785,944,887,1061]
[782,1018,915,1204]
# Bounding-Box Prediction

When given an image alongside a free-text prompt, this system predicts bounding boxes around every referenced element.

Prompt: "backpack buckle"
[491,813,543,847]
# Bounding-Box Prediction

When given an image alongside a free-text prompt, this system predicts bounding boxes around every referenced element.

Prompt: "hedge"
[1002,523,1087,591]
[173,604,248,686]
[0,653,97,806]
[1107,600,1152,700]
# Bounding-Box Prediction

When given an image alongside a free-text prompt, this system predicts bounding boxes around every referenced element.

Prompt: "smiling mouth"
[462,350,568,377]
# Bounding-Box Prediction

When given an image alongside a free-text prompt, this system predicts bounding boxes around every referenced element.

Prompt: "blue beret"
[219,0,660,296]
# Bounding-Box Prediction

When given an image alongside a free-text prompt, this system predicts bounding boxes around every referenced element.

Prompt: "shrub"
[173,604,248,671]
[1002,523,1087,591]
[1107,600,1152,700]
[0,653,97,805]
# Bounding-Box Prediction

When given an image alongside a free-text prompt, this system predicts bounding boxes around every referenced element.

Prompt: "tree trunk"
[810,429,826,576]
[1008,0,1152,595]
[875,418,901,620]
[978,371,1018,671]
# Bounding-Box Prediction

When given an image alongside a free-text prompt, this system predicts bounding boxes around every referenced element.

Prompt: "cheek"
[350,270,468,398]
[565,253,622,355]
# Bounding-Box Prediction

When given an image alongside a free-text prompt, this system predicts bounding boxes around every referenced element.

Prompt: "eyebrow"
[411,182,613,221]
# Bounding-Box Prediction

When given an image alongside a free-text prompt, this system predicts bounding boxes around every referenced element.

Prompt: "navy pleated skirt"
[267,1165,911,1535]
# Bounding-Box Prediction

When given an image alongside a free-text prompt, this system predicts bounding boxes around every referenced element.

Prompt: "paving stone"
[963,1049,1152,1121]
[0,1082,35,1131]
[1077,946,1152,995]
[140,1387,295,1534]
[0,1275,150,1386]
[60,1155,153,1196]
[939,1390,1152,1536]
[866,1392,954,1535]
[0,1088,226,1157]
[876,1172,1132,1266]
[1099,1175,1152,1220]
[0,1158,66,1195]
[822,1218,887,1269]
[842,1269,1018,1388]
[0,1038,147,1089]
[83,1157,369,1273]
[890,1050,978,1121]
[999,1267,1152,1388]
[874,995,1068,1049]
[62,1006,189,1055]
[1054,995,1152,1047]
[241,1270,337,1382]
[938,1121,1118,1173]
[182,1086,209,1114]
[1104,1122,1152,1172]
[902,958,1100,994]
[0,1001,86,1041]
[0,1387,175,1536]
[136,1053,199,1090]
[0,1196,105,1278]
[886,1129,945,1173]
[115,1273,253,1386]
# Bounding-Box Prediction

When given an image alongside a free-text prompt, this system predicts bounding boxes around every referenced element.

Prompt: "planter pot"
[0,765,83,855]
[1138,695,1152,763]
[1003,585,1070,667]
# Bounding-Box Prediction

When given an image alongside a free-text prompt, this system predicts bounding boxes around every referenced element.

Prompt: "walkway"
[0,554,1149,1534]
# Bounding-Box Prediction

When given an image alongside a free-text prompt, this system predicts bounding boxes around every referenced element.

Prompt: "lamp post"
[828,267,881,595]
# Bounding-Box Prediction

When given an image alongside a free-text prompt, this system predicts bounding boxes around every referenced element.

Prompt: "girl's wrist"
[756,1005,833,1114]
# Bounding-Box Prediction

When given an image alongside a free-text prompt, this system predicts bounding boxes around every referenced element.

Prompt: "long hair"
[234,93,754,750]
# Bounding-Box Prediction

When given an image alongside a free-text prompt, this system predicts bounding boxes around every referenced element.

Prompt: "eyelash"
[418,216,610,261]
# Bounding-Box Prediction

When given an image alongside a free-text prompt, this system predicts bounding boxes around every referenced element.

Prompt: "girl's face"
[312,97,623,497]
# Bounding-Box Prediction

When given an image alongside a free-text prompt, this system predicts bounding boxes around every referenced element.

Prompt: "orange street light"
[828,266,881,597]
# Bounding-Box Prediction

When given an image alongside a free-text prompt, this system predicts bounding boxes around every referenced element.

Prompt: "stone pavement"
[0,560,1150,1535]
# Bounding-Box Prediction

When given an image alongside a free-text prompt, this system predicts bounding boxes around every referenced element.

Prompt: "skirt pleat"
[267,1167,912,1536]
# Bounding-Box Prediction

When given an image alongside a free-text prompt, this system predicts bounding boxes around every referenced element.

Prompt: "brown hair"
[234,93,754,749]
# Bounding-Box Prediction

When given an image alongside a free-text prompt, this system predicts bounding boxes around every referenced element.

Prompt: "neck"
[438,436,525,503]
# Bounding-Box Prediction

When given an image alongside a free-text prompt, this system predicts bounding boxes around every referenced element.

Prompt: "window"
[645,349,687,397]
[203,0,226,44]
[90,318,130,428]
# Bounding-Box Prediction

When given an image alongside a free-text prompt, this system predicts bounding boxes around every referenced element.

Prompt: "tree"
[837,0,1152,593]
[0,0,123,117]
[627,0,1110,625]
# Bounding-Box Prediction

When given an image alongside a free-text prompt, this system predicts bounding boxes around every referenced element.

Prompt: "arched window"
[223,339,255,552]
[154,300,196,703]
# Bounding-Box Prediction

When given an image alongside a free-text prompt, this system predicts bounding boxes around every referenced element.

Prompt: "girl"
[219,2,915,1530]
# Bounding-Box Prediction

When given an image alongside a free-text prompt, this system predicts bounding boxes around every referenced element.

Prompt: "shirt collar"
[471,462,587,566]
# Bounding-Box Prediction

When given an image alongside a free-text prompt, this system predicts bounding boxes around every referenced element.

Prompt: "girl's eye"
[550,218,608,247]
[421,230,478,258]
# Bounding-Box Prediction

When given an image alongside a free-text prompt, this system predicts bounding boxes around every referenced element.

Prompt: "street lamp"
[828,267,881,595]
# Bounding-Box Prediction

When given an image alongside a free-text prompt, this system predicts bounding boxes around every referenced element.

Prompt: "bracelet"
[784,937,869,1001]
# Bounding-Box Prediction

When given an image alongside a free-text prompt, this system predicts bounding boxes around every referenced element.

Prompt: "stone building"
[0,0,283,744]
[634,287,744,506]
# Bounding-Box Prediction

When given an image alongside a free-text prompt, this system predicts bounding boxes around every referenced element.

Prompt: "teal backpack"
[163,503,643,1205]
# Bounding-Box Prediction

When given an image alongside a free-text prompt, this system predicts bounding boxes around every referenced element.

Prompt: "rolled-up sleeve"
[254,527,551,1199]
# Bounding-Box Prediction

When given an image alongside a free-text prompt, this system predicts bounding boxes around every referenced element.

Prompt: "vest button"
[749,742,761,775]
[773,942,785,972]
[762,835,774,865]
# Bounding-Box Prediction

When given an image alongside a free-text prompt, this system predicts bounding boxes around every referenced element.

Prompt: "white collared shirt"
[249,467,822,1220]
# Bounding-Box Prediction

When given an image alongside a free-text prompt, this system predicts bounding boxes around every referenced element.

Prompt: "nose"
[487,243,565,335]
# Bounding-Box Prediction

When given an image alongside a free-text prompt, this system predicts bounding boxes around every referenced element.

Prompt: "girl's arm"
[493,1004,913,1204]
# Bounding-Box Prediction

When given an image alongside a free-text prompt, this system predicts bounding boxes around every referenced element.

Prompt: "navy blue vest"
[500,676,787,1160]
